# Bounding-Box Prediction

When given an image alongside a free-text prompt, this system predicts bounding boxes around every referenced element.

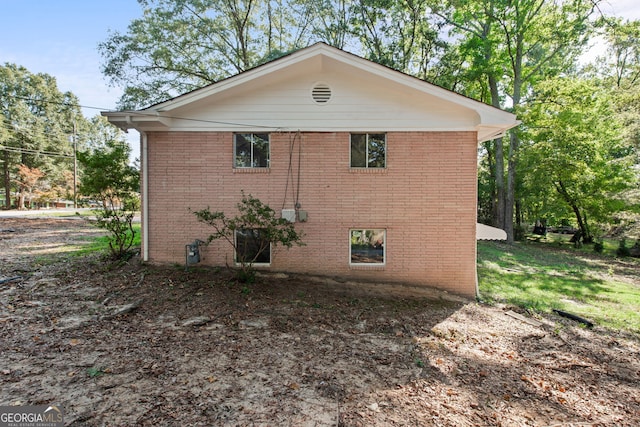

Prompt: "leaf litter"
[1,218,639,426]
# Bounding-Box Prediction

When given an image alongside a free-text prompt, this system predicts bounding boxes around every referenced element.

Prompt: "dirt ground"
[1,218,639,426]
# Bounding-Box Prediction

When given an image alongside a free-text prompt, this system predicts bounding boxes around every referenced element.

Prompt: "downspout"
[474,179,480,299]
[140,131,149,262]
[474,136,481,299]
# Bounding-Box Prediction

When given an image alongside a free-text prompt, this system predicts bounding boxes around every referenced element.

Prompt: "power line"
[5,94,282,130]
[8,94,111,112]
[0,144,73,159]
[0,119,74,151]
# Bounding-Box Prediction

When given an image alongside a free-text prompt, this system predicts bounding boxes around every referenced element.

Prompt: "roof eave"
[101,111,172,131]
[476,120,521,143]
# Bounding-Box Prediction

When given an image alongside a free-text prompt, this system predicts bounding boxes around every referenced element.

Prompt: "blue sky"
[1,0,639,159]
[1,0,142,115]
[1,0,144,157]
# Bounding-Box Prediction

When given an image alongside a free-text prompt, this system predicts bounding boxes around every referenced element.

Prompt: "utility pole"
[2,150,9,209]
[69,121,77,209]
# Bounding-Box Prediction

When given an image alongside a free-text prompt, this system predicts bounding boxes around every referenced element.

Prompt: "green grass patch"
[478,240,640,335]
[24,224,142,265]
[69,223,141,257]
[527,232,636,258]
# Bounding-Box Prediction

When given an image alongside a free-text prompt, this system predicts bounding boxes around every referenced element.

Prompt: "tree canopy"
[519,76,636,241]
[0,63,83,208]
[99,0,451,109]
[0,63,134,210]
[98,0,639,240]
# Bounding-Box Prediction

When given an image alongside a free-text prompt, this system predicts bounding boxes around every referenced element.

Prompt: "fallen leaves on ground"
[1,218,639,426]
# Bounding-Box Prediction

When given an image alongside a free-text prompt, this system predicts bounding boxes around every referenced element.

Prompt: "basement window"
[234,133,270,168]
[235,228,271,265]
[350,133,386,168]
[350,229,385,265]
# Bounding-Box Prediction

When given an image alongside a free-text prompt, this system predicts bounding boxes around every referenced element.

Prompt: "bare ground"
[1,218,639,426]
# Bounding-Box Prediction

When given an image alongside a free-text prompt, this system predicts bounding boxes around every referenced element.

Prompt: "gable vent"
[311,83,332,104]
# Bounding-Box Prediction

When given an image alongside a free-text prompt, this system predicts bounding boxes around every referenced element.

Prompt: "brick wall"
[145,131,478,297]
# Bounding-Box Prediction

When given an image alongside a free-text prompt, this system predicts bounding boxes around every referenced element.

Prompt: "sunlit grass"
[478,240,640,334]
[74,224,142,256]
[22,224,141,266]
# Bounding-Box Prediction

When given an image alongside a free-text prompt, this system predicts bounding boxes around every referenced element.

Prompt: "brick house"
[104,43,518,297]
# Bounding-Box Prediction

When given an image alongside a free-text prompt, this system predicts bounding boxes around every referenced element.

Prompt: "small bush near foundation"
[192,193,304,283]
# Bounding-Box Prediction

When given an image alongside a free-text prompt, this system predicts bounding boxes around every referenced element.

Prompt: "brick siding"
[144,131,478,297]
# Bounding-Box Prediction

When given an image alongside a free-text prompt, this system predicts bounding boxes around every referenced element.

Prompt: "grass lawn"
[478,239,640,335]
[71,223,141,257]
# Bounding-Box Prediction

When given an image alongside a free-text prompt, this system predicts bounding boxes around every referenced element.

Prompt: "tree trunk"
[582,212,593,244]
[555,180,592,243]
[505,31,524,243]
[489,80,505,230]
[505,129,517,243]
[17,191,25,210]
[494,136,505,229]
[515,198,522,239]
[483,139,498,224]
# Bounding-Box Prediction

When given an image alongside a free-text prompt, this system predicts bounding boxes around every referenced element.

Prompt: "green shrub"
[192,192,305,283]
[593,241,604,254]
[616,238,630,257]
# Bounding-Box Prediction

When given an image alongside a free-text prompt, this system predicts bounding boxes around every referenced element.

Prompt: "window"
[350,133,386,168]
[350,229,385,265]
[235,228,270,264]
[234,133,269,168]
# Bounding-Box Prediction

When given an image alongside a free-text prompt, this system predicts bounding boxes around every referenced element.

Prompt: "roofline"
[139,46,307,111]
[102,42,519,140]
[118,43,514,119]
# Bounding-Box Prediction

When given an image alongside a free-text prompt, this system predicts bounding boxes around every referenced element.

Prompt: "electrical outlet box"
[281,209,296,223]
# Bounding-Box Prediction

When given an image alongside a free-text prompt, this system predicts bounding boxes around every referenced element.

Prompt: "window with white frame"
[350,133,386,168]
[235,228,271,265]
[234,133,270,168]
[350,229,385,264]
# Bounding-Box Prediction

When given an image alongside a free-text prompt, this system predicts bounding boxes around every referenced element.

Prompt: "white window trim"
[234,133,270,169]
[349,133,387,169]
[349,228,386,266]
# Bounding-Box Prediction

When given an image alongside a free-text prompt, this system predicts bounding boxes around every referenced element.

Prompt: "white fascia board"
[103,43,519,137]
[101,111,173,131]
[476,120,522,143]
[151,46,329,112]
[141,125,481,133]
[148,43,514,123]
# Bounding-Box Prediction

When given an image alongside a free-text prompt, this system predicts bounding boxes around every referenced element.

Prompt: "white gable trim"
[103,43,518,142]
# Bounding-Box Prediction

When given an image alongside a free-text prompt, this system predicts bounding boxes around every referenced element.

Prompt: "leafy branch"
[192,192,304,282]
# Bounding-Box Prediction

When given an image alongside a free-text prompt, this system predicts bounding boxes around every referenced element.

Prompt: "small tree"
[192,193,304,282]
[15,164,45,209]
[77,139,140,259]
